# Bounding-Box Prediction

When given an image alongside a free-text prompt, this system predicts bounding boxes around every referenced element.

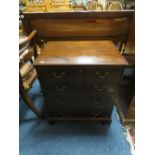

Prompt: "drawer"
[45,94,86,107]
[43,81,89,94]
[44,82,74,93]
[37,66,123,82]
[88,95,115,106]
[45,94,115,107]
[88,67,122,81]
[37,66,84,81]
[71,67,122,81]
[48,107,114,118]
[88,81,119,94]
[41,80,119,95]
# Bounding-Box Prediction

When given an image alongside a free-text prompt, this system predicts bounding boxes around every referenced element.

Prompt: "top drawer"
[89,67,122,81]
[36,66,123,81]
[37,66,78,81]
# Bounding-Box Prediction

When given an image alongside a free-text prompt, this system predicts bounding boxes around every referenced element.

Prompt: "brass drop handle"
[94,85,107,91]
[55,85,66,91]
[56,98,68,104]
[96,71,110,79]
[52,71,66,79]
[91,111,103,116]
[94,99,104,105]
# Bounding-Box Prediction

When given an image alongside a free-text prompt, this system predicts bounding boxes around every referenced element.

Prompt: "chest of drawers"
[34,40,128,124]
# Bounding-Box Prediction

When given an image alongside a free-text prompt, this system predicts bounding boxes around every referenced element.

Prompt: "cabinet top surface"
[34,40,128,66]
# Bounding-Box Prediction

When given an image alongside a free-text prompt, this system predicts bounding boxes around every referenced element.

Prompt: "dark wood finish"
[123,54,135,66]
[21,11,134,51]
[115,101,134,125]
[30,18,129,38]
[124,14,135,54]
[22,11,134,19]
[21,11,135,124]
[34,41,128,66]
[34,40,128,123]
[114,12,135,124]
[115,96,135,125]
[127,96,135,119]
[48,117,112,122]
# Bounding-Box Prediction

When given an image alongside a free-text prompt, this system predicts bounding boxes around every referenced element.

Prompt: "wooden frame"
[21,11,135,51]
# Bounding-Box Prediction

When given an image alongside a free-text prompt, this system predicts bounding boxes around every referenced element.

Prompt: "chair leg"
[20,90,43,118]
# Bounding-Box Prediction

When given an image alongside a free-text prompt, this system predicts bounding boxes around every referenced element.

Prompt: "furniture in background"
[126,0,135,9]
[19,30,42,118]
[116,14,135,125]
[21,11,135,124]
[21,11,134,52]
[115,54,135,124]
[34,40,128,123]
[21,0,135,12]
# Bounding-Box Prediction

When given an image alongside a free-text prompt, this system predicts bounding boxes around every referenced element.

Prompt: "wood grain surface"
[30,18,130,38]
[34,40,128,66]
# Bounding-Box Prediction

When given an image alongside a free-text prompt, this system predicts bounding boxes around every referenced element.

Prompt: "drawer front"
[88,67,122,81]
[41,80,119,95]
[43,82,88,93]
[45,95,79,107]
[48,107,114,118]
[45,94,114,107]
[37,66,83,81]
[88,95,115,106]
[45,94,87,107]
[44,82,74,93]
[88,81,119,94]
[37,66,122,82]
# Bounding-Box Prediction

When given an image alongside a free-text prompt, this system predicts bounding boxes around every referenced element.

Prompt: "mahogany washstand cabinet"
[34,40,128,124]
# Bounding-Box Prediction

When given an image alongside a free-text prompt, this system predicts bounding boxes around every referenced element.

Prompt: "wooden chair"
[19,30,42,118]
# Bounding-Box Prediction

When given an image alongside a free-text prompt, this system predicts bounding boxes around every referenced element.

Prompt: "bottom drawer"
[47,106,114,118]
